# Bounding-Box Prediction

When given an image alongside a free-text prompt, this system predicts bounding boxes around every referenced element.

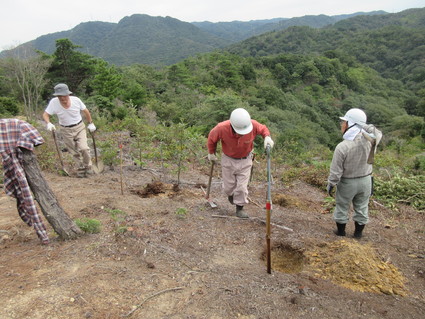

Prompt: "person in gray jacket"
[327,108,382,238]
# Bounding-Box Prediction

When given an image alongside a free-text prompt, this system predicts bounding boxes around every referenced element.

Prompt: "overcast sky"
[1,0,423,50]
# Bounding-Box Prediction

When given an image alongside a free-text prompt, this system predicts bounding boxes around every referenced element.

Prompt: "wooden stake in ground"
[265,145,272,274]
[21,148,83,240]
[119,143,124,195]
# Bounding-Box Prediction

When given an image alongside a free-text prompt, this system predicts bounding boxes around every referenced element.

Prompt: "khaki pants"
[221,154,252,206]
[60,122,92,168]
[333,175,372,225]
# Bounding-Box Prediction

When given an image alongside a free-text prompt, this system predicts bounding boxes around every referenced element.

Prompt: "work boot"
[76,167,87,178]
[228,195,234,205]
[335,222,346,236]
[354,222,365,239]
[85,166,95,176]
[236,205,248,218]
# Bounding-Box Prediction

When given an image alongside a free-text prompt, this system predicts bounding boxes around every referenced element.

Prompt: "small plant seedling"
[175,207,188,219]
[75,218,102,233]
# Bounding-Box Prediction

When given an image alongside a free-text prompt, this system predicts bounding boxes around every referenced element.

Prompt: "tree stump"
[21,148,83,240]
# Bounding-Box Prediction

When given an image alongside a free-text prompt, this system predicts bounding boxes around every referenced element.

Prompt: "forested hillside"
[228,8,425,96]
[1,11,387,66]
[1,15,230,66]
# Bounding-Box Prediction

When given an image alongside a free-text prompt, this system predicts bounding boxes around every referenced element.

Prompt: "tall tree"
[0,46,52,120]
[48,39,96,94]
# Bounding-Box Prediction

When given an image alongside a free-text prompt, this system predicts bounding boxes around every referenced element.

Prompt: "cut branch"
[123,286,184,317]
[211,215,293,232]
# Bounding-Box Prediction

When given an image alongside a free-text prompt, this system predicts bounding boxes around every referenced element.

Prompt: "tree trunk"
[21,148,83,240]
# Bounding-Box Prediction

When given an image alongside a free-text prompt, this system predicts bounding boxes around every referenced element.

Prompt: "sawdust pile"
[306,240,408,296]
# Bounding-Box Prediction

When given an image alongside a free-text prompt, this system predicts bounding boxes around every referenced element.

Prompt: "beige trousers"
[60,122,92,168]
[221,153,253,206]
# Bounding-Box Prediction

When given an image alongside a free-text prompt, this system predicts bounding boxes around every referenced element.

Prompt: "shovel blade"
[207,199,218,208]
[91,160,104,174]
[59,168,70,176]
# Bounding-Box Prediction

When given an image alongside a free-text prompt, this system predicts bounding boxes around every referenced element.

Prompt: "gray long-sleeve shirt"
[328,125,382,186]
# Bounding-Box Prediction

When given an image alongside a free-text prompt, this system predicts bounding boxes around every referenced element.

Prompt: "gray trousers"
[333,175,372,225]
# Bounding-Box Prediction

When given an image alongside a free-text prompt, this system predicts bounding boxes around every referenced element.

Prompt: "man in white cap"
[207,108,274,218]
[327,108,382,238]
[43,83,96,177]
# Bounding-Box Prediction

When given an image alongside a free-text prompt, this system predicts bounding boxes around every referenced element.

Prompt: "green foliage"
[175,207,188,219]
[75,218,102,233]
[96,137,120,167]
[0,97,19,116]
[90,60,123,100]
[47,39,97,94]
[107,208,127,221]
[388,115,424,138]
[34,144,57,172]
[374,174,425,212]
[106,208,128,234]
[85,95,116,119]
[229,8,425,93]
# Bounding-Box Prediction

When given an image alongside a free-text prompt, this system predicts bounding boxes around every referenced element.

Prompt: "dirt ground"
[1,158,424,319]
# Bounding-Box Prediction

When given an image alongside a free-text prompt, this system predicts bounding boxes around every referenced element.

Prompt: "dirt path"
[0,165,424,319]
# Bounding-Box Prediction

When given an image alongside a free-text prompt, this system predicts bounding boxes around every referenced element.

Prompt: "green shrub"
[75,218,102,233]
[374,174,425,212]
[34,144,58,172]
[0,97,19,116]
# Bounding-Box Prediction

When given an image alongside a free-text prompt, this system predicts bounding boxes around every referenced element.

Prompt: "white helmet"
[339,108,367,126]
[230,108,253,135]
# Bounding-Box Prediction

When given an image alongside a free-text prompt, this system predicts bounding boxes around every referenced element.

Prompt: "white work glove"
[264,136,274,149]
[87,123,96,132]
[47,123,56,131]
[208,153,217,162]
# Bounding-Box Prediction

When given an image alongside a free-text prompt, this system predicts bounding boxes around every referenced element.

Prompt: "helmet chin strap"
[344,123,357,134]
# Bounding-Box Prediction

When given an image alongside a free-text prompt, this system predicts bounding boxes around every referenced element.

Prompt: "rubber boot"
[236,205,248,218]
[335,222,346,236]
[228,195,234,205]
[354,222,365,239]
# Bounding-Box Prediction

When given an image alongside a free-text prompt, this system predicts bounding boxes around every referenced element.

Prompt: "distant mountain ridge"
[1,11,388,65]
[192,11,386,41]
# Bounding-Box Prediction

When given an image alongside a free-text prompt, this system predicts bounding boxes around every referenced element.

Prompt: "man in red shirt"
[207,108,274,218]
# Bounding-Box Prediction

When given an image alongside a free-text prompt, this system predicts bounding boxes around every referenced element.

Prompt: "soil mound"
[306,239,408,296]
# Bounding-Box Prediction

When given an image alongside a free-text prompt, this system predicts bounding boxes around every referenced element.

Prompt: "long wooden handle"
[367,140,376,164]
[90,131,98,165]
[206,161,215,198]
[52,131,64,167]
